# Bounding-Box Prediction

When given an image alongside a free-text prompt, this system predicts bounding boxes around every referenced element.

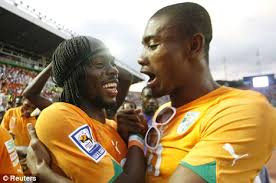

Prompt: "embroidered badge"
[177,111,200,134]
[69,124,106,163]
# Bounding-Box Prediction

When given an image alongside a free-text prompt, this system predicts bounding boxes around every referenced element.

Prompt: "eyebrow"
[142,35,162,45]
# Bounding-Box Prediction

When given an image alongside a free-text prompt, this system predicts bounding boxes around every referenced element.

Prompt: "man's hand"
[16,146,28,159]
[26,123,51,175]
[116,108,148,143]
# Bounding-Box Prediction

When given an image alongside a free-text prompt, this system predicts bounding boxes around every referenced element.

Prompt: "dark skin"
[22,61,133,118]
[26,44,147,183]
[141,87,158,116]
[139,15,219,108]
[22,63,52,110]
[138,15,220,182]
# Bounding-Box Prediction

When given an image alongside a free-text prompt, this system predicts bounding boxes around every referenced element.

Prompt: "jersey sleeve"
[1,109,11,130]
[180,98,276,183]
[0,127,23,176]
[36,105,118,183]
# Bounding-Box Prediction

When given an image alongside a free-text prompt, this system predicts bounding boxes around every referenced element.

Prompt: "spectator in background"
[0,106,5,122]
[141,86,159,127]
[0,126,23,179]
[1,98,36,173]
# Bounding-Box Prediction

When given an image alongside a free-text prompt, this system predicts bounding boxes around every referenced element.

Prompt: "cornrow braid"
[51,36,106,106]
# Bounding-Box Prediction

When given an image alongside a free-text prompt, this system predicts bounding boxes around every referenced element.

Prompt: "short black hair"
[52,36,106,106]
[152,2,212,61]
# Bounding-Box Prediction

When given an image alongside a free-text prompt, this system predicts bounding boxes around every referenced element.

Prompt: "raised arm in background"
[22,63,52,110]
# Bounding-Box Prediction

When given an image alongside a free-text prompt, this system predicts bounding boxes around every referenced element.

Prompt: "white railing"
[3,0,77,38]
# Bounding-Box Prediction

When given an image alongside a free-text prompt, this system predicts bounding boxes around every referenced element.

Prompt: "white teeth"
[103,82,117,89]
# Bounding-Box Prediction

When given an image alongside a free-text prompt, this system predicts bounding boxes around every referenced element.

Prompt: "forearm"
[16,146,28,158]
[116,66,133,109]
[23,63,52,96]
[22,63,52,110]
[37,163,73,183]
[114,146,146,183]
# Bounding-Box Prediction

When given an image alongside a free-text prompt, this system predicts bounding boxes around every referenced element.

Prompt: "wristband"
[128,134,144,151]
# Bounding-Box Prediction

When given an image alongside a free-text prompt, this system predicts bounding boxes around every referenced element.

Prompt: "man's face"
[141,88,159,115]
[21,99,36,117]
[81,50,119,108]
[139,16,191,97]
[143,98,159,115]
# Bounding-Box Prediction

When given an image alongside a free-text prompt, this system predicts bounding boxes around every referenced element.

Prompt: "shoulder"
[200,88,275,135]
[106,119,117,130]
[4,107,16,115]
[0,127,11,142]
[38,102,86,122]
[36,102,89,143]
[210,87,270,114]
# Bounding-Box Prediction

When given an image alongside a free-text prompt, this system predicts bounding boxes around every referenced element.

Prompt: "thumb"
[27,123,37,140]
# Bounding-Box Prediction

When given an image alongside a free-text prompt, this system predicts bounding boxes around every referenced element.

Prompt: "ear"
[190,33,205,58]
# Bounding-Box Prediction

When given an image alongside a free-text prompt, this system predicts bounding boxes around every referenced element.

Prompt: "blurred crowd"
[0,64,60,115]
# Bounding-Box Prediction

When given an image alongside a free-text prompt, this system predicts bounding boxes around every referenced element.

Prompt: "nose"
[138,51,149,66]
[106,63,119,76]
[149,98,156,105]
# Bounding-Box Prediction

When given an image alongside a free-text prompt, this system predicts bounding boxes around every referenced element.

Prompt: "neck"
[143,110,154,116]
[170,69,220,108]
[78,98,106,124]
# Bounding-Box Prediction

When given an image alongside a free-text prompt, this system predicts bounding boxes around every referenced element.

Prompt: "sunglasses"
[145,106,176,151]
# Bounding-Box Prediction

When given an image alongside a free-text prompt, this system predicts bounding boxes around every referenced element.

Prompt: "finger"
[27,123,38,140]
[117,118,144,126]
[137,113,147,127]
[134,108,142,114]
[117,114,141,122]
[117,109,136,115]
[118,121,145,132]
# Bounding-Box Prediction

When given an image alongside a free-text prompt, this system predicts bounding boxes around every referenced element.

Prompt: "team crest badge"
[69,124,106,163]
[177,111,200,134]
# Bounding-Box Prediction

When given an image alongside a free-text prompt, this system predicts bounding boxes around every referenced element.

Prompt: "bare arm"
[169,165,206,183]
[116,66,133,109]
[22,63,53,110]
[36,161,73,183]
[27,123,72,183]
[114,146,146,183]
[114,109,148,183]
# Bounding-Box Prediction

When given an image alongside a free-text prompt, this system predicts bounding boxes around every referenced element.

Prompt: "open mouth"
[103,82,117,89]
[141,71,157,87]
[102,81,118,97]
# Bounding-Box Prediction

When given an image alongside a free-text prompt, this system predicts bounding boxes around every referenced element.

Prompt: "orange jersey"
[1,107,36,146]
[35,102,127,183]
[146,87,276,183]
[0,126,23,182]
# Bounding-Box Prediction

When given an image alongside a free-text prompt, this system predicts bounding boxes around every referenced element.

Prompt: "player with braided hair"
[26,36,147,183]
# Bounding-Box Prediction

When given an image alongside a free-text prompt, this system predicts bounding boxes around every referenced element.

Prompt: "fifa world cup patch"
[177,111,200,134]
[69,124,106,163]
